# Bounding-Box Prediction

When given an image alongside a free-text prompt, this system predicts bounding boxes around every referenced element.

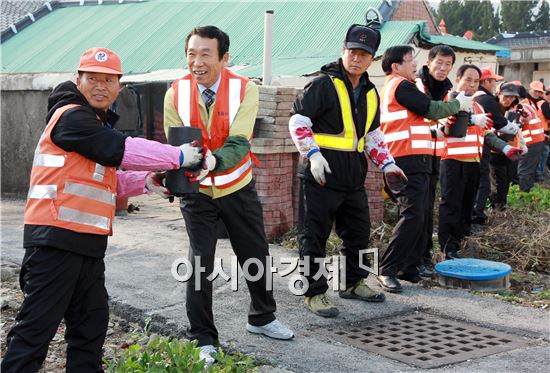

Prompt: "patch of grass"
[472,290,522,304]
[534,290,550,300]
[507,184,550,213]
[103,337,256,373]
[274,227,343,256]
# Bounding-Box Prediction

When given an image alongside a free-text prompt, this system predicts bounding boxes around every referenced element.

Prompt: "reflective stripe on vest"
[24,104,116,235]
[520,99,544,145]
[173,69,252,189]
[519,99,545,145]
[380,75,433,157]
[176,79,242,128]
[313,77,377,152]
[416,78,449,157]
[200,157,252,187]
[536,100,549,131]
[442,102,485,160]
[57,206,110,232]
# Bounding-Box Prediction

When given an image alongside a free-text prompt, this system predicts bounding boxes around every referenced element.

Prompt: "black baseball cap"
[498,82,520,97]
[344,24,381,55]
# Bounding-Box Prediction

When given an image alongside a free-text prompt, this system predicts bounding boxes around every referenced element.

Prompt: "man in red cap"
[2,47,202,372]
[472,66,506,225]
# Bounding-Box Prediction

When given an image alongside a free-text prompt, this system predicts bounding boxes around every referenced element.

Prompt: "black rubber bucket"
[165,126,202,195]
[444,111,469,137]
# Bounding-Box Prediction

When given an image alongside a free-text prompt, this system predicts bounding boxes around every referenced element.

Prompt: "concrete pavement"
[1,196,549,372]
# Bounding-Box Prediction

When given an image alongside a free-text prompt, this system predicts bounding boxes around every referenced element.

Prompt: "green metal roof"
[1,0,507,77]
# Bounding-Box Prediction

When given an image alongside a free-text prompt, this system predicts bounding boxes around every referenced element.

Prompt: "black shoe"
[417,265,433,278]
[377,276,403,293]
[445,251,460,260]
[471,215,487,225]
[470,223,483,234]
[397,273,424,283]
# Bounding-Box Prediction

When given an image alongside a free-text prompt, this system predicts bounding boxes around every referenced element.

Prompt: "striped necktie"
[203,88,215,109]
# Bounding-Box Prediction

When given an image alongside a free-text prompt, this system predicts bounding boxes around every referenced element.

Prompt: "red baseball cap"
[480,67,503,81]
[77,47,122,75]
[530,81,545,93]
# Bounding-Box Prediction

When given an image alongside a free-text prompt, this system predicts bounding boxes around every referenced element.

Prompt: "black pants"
[489,153,516,208]
[2,246,108,373]
[422,165,439,265]
[438,160,480,254]
[180,181,276,347]
[300,180,371,297]
[518,141,544,192]
[380,172,430,276]
[473,143,491,222]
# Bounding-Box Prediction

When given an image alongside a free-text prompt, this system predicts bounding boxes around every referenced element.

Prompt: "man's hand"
[382,163,408,194]
[455,91,473,112]
[471,113,493,129]
[499,121,520,135]
[444,115,456,130]
[502,145,523,161]
[309,152,331,186]
[179,140,202,168]
[520,145,528,155]
[145,172,172,198]
[187,146,217,182]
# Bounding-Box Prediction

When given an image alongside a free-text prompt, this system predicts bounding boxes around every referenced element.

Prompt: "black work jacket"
[291,59,380,191]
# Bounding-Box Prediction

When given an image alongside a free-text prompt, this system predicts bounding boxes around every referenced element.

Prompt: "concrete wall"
[1,74,72,196]
[1,90,50,196]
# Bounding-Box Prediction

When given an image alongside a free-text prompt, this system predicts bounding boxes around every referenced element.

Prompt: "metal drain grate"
[316,312,528,369]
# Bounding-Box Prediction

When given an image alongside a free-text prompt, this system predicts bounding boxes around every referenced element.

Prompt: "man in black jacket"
[415,45,455,275]
[289,24,407,317]
[472,67,506,225]
[376,45,472,293]
[2,48,201,373]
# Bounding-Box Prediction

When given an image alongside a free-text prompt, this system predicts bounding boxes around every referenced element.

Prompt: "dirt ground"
[0,261,149,371]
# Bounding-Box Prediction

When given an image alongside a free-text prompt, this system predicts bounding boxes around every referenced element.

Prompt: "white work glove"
[520,145,528,155]
[179,140,202,168]
[382,163,408,194]
[186,146,217,183]
[309,151,331,186]
[455,91,474,112]
[145,172,171,198]
[471,113,493,129]
[498,121,520,135]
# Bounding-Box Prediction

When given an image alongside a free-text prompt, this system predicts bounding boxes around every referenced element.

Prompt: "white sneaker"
[198,344,216,367]
[246,319,294,340]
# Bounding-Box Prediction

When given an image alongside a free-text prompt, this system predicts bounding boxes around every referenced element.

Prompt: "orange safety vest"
[380,74,433,158]
[536,100,549,132]
[442,102,485,160]
[172,68,252,189]
[24,104,117,235]
[415,78,449,157]
[519,98,545,145]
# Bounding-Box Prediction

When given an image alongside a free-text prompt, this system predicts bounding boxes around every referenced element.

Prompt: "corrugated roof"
[2,0,382,76]
[1,0,44,31]
[1,0,505,77]
[425,33,507,52]
[486,31,550,48]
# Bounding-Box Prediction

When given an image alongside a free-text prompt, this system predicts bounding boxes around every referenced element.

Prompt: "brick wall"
[391,0,439,34]
[252,86,384,239]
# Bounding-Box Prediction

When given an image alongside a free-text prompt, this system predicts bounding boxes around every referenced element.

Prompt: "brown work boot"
[339,279,386,302]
